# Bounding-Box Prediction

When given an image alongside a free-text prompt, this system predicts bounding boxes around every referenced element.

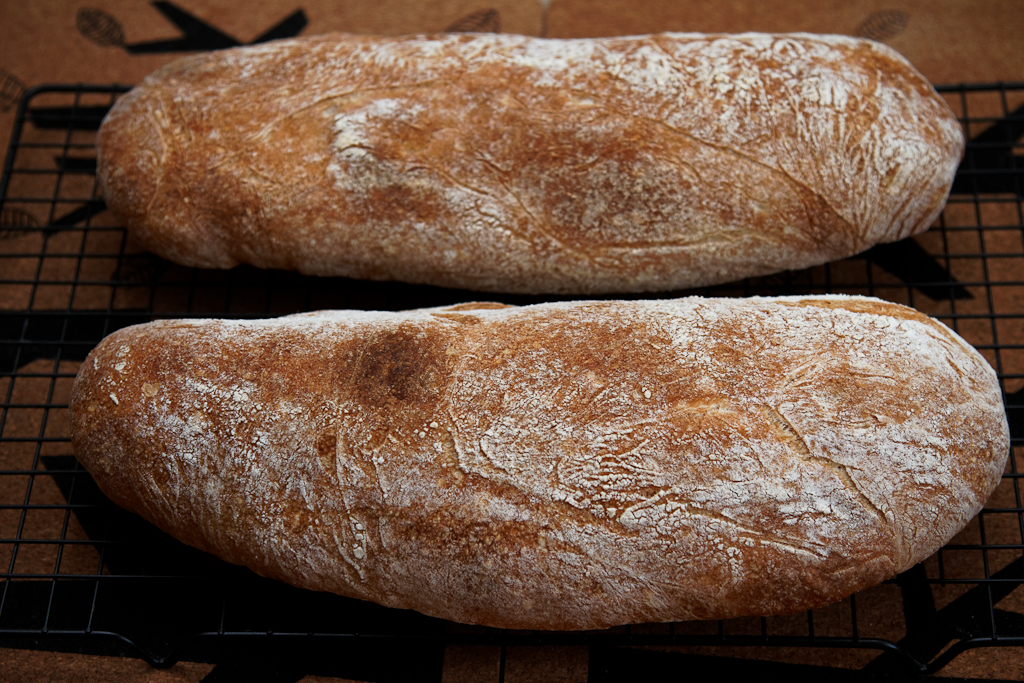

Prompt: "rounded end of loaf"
[98,73,241,271]
[70,324,156,521]
[769,296,1009,573]
[96,90,159,250]
[69,319,239,557]
[844,38,965,246]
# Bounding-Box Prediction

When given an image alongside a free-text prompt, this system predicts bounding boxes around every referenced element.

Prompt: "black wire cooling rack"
[0,84,1023,681]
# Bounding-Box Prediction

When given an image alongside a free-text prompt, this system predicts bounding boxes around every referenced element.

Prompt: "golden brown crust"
[96,32,964,294]
[69,296,1009,629]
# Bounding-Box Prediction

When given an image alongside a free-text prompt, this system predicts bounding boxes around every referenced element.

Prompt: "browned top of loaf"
[69,296,1008,629]
[96,33,964,293]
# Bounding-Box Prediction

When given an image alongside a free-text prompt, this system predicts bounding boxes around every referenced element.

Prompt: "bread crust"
[69,296,1009,630]
[96,32,964,294]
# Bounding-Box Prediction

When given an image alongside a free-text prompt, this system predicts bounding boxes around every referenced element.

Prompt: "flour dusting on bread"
[97,33,963,293]
[70,297,1008,629]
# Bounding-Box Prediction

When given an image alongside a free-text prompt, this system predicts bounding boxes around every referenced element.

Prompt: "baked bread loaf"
[96,32,964,294]
[70,296,1008,630]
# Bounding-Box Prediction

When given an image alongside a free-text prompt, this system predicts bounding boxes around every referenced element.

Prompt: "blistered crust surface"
[97,33,964,293]
[69,296,1008,630]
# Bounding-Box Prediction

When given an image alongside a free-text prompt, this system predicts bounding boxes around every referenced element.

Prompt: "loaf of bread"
[96,32,964,294]
[69,296,1008,630]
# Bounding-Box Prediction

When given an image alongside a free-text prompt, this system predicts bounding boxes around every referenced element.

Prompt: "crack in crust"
[632,110,862,248]
[760,405,885,523]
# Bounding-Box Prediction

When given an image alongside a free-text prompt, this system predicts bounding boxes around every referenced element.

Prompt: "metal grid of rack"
[0,84,1022,680]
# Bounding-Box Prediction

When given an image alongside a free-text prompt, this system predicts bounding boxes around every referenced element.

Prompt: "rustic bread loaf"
[96,32,964,294]
[69,296,1008,630]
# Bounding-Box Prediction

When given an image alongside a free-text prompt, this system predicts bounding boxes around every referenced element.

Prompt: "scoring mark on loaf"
[760,405,885,523]
[626,109,862,249]
[759,405,812,458]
